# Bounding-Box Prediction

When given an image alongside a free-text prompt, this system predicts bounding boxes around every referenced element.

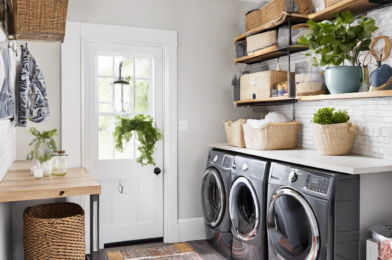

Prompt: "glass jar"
[31,138,53,177]
[52,151,67,176]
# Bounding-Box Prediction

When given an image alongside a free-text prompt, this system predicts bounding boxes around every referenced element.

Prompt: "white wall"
[66,0,259,220]
[15,42,61,160]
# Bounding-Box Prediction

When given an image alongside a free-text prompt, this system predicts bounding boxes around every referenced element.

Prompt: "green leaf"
[312,107,350,125]
[342,10,354,24]
[340,43,352,51]
[333,56,344,66]
[305,53,312,56]
[320,34,334,45]
[307,20,321,35]
[320,23,336,33]
[364,24,378,33]
[297,36,309,45]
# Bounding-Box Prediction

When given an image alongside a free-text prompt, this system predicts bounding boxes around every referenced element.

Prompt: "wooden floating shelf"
[234,45,308,65]
[234,90,392,107]
[234,0,384,43]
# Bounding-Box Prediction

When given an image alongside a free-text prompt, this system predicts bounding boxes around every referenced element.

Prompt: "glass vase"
[31,138,53,177]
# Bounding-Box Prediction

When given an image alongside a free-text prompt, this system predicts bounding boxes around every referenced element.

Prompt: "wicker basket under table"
[23,203,85,260]
[13,0,69,42]
[243,121,300,150]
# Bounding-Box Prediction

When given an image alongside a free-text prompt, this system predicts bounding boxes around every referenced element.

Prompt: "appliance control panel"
[305,173,330,194]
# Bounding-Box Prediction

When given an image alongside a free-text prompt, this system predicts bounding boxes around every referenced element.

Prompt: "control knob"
[289,170,298,182]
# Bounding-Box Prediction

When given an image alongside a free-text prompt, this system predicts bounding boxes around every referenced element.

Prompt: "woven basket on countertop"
[243,121,299,150]
[13,0,69,42]
[23,203,85,260]
[312,122,356,155]
[324,0,344,8]
[247,30,277,54]
[224,119,247,148]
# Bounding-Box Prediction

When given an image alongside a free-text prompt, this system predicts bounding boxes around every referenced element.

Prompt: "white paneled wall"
[0,121,16,180]
[258,4,392,160]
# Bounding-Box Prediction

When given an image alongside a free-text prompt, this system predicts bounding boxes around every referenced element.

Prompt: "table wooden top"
[0,161,101,203]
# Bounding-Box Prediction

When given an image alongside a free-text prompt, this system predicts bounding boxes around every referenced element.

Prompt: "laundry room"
[1,0,392,259]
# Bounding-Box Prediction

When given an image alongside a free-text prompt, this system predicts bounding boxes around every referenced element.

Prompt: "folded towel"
[247,119,270,129]
[265,112,288,123]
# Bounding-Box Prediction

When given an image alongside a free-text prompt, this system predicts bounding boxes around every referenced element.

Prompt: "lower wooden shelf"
[233,90,392,107]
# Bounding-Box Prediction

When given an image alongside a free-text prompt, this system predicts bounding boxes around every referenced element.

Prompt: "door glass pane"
[99,116,115,160]
[99,104,113,113]
[122,58,134,79]
[135,80,149,103]
[135,58,149,78]
[235,185,256,235]
[114,133,135,159]
[98,78,113,102]
[202,173,221,224]
[269,195,312,258]
[98,56,113,76]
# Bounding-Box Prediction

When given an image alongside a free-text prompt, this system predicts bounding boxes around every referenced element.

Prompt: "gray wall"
[66,0,259,219]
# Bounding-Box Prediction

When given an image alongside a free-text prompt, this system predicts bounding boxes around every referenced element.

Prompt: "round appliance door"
[229,177,259,241]
[267,188,320,260]
[201,168,225,228]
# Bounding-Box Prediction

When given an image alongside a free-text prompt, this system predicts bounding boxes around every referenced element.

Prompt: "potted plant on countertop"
[298,10,378,94]
[312,107,356,155]
[113,114,162,167]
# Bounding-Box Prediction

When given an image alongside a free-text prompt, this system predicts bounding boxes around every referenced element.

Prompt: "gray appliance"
[229,154,270,260]
[266,162,360,260]
[201,149,234,259]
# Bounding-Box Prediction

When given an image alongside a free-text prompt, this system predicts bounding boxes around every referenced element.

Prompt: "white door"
[84,42,164,246]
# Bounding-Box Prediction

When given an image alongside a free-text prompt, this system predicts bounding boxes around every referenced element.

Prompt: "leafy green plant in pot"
[311,107,356,155]
[113,114,162,167]
[298,11,378,94]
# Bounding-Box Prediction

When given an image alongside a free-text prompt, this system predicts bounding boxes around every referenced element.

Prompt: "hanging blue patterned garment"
[18,47,50,126]
[0,42,14,119]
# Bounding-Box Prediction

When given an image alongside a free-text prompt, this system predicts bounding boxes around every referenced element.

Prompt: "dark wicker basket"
[23,203,85,260]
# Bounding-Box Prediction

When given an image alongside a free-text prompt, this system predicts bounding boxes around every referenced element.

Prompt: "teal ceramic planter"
[324,66,363,94]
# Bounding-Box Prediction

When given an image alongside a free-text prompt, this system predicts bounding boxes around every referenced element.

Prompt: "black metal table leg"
[87,194,100,260]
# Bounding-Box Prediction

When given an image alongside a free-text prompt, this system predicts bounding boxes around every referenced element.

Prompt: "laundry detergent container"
[243,121,299,150]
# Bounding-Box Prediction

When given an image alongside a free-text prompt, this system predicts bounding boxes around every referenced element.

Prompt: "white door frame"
[61,22,179,248]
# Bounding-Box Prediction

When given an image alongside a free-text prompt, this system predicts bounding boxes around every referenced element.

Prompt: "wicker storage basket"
[13,0,69,42]
[324,0,344,8]
[243,121,299,150]
[240,70,292,100]
[247,30,277,54]
[245,0,312,31]
[312,122,356,156]
[224,119,247,148]
[24,203,85,260]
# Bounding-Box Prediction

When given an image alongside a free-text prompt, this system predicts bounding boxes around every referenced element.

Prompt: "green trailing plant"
[312,107,350,125]
[113,114,163,167]
[26,128,58,164]
[298,10,378,67]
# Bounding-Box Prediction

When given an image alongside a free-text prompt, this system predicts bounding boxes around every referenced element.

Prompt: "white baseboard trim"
[14,244,24,260]
[178,217,206,242]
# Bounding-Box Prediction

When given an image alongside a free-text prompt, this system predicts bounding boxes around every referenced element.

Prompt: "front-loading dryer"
[266,162,360,260]
[201,149,234,259]
[229,154,270,260]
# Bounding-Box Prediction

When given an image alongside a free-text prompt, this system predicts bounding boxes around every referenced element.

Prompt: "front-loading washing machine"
[229,154,270,260]
[201,149,234,259]
[266,162,360,260]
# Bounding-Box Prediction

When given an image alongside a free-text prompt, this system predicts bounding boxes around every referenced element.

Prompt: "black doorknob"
[154,167,161,175]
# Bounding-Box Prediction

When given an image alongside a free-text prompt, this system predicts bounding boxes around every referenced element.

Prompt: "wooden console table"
[0,161,101,260]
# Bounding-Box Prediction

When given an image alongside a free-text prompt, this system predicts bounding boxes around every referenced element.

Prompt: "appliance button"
[288,170,298,182]
[213,156,218,163]
[242,164,249,171]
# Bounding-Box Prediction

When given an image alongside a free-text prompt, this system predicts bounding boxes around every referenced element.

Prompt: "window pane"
[99,116,115,160]
[135,103,149,113]
[115,133,134,159]
[136,80,149,103]
[135,58,149,78]
[114,56,123,77]
[98,56,113,76]
[114,83,133,113]
[99,103,113,112]
[98,78,113,102]
[122,58,134,79]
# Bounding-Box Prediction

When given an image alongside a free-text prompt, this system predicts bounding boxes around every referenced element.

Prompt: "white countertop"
[209,143,392,175]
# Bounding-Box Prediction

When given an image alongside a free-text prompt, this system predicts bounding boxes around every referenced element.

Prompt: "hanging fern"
[113,114,162,167]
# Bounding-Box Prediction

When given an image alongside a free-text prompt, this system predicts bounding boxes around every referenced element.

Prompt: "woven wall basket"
[247,30,277,54]
[243,121,300,150]
[324,0,344,8]
[312,122,356,156]
[23,203,85,260]
[13,0,69,42]
[224,119,247,148]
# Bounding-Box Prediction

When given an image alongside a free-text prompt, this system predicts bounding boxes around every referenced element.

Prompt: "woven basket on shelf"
[312,122,356,155]
[324,0,344,8]
[240,70,292,100]
[247,30,277,54]
[224,119,247,148]
[13,0,69,42]
[243,121,300,150]
[23,203,85,260]
[245,0,312,31]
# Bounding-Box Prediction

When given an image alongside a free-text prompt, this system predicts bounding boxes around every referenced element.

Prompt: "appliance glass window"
[236,185,256,234]
[201,170,223,225]
[269,195,312,258]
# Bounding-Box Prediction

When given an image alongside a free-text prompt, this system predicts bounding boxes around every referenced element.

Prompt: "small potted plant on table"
[298,11,378,94]
[312,107,356,155]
